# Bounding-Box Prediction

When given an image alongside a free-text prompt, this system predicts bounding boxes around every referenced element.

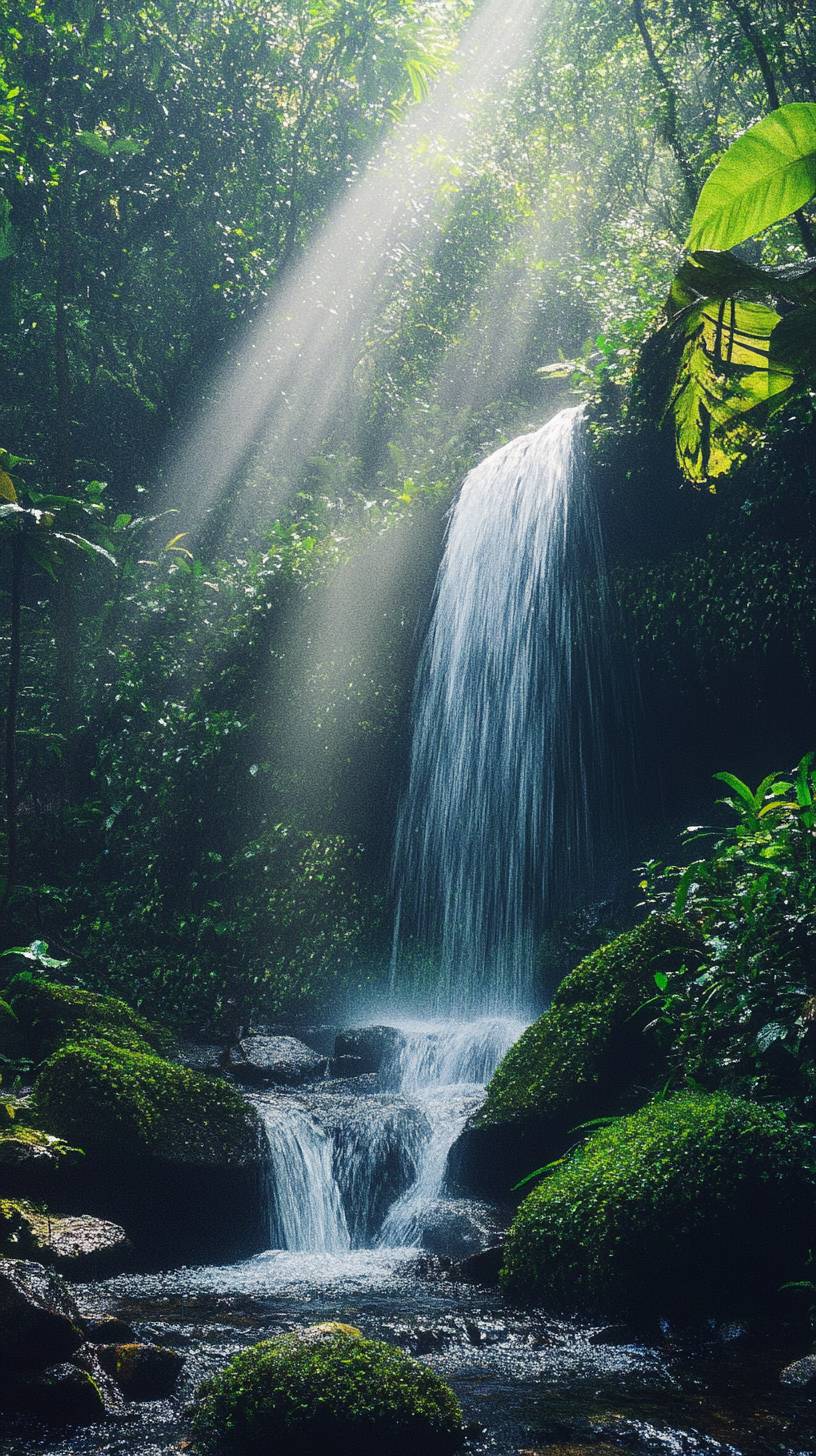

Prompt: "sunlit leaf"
[687,103,816,251]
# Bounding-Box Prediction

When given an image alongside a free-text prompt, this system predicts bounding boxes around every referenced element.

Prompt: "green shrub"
[5,973,175,1059]
[32,1038,258,1167]
[642,755,816,1111]
[478,916,688,1131]
[191,1328,464,1456]
[502,1091,813,1314]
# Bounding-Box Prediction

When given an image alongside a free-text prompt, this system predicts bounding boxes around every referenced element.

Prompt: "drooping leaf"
[0,469,16,502]
[687,103,816,251]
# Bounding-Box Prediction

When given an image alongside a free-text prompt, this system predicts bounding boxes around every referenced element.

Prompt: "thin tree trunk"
[3,536,24,909]
[52,164,83,803]
[632,0,699,214]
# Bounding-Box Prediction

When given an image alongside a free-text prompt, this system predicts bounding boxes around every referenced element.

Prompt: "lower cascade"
[255,1017,523,1256]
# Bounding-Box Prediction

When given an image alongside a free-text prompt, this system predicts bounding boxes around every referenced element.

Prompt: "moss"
[502,1091,814,1315]
[32,1038,258,1168]
[0,996,24,1058]
[477,916,689,1130]
[191,1328,464,1456]
[6,973,175,1060]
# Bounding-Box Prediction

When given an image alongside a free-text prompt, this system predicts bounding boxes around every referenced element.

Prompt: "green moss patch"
[191,1328,464,1455]
[6,973,175,1060]
[502,1091,813,1315]
[32,1038,258,1168]
[478,917,688,1130]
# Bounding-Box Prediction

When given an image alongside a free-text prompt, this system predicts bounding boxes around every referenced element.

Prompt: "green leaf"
[654,969,669,992]
[75,130,111,157]
[687,103,816,251]
[714,771,757,808]
[53,532,117,567]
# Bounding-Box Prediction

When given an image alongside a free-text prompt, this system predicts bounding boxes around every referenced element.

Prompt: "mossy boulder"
[447,916,689,1198]
[191,1327,464,1455]
[501,1091,814,1316]
[6,973,175,1060]
[97,1340,184,1399]
[32,1040,264,1262]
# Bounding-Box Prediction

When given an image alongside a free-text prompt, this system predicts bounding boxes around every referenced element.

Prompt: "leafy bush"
[4,973,175,1060]
[642,754,816,1109]
[191,1327,464,1456]
[502,1091,814,1314]
[477,916,689,1131]
[33,1038,258,1167]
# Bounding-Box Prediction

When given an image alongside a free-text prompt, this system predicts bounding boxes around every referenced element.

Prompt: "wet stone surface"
[1,1251,814,1456]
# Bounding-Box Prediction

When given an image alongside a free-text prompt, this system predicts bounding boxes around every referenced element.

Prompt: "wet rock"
[455,1243,504,1284]
[71,1341,128,1415]
[0,1360,107,1424]
[228,1033,328,1086]
[334,1025,405,1075]
[98,1340,185,1399]
[586,1322,636,1346]
[780,1352,816,1388]
[419,1198,502,1260]
[176,1039,227,1073]
[330,1054,366,1078]
[1,1202,132,1277]
[80,1313,137,1343]
[0,1258,83,1365]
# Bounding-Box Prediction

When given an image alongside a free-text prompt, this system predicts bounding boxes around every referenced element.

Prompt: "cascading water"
[252,408,625,1262]
[255,1017,521,1256]
[391,405,624,1015]
[259,1100,350,1253]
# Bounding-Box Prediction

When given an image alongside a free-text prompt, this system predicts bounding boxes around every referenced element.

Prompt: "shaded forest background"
[1,0,815,1027]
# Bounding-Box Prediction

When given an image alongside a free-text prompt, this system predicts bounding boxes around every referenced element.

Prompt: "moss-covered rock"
[6,973,175,1060]
[191,1328,464,1456]
[97,1340,184,1399]
[501,1091,814,1315]
[447,917,689,1198]
[33,1038,255,1165]
[32,1040,264,1262]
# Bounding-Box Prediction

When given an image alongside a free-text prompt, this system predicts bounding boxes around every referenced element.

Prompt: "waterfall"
[254,1019,521,1256]
[391,405,623,1015]
[259,1099,350,1253]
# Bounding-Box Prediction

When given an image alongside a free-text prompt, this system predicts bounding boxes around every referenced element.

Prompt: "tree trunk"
[3,535,24,909]
[632,0,699,214]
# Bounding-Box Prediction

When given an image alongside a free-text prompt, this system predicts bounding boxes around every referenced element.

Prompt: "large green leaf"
[687,103,816,251]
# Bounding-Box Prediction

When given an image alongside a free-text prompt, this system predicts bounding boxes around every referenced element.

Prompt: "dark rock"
[334,1025,406,1076]
[97,1340,185,1399]
[445,1113,541,1201]
[419,1199,503,1260]
[455,1244,505,1285]
[176,1039,227,1073]
[71,1341,128,1415]
[228,1034,328,1086]
[0,1126,81,1200]
[0,1258,83,1365]
[586,1323,635,1346]
[80,1314,137,1343]
[330,1054,366,1078]
[0,1361,107,1424]
[0,1202,132,1278]
[780,1353,816,1389]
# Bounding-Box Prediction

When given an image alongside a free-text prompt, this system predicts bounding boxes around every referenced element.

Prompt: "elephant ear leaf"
[687,103,816,251]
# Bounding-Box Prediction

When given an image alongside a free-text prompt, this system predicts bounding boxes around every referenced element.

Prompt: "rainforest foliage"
[0,0,815,1031]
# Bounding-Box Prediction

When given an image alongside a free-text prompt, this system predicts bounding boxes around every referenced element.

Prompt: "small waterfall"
[259,1099,350,1253]
[391,405,624,1014]
[378,1017,522,1248]
[254,1018,520,1256]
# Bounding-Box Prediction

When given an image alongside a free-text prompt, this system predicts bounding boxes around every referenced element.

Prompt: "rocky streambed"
[2,1249,815,1456]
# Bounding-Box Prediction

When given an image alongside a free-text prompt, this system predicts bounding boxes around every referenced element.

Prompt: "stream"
[3,1018,815,1456]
